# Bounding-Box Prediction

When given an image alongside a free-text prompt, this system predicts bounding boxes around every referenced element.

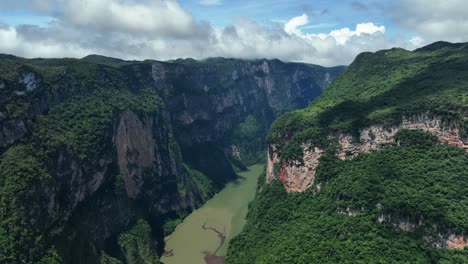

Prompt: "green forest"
[0,87,162,263]
[227,42,468,263]
[268,42,468,161]
[227,130,468,263]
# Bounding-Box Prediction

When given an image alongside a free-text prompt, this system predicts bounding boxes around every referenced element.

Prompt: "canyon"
[0,54,344,263]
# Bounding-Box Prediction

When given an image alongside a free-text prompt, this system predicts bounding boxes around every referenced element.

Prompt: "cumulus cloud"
[61,0,195,37]
[286,15,386,46]
[0,25,92,58]
[0,0,445,66]
[284,14,308,35]
[284,14,386,46]
[390,0,468,45]
[279,14,393,65]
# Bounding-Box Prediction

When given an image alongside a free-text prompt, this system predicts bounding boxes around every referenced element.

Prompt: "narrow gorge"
[0,54,343,263]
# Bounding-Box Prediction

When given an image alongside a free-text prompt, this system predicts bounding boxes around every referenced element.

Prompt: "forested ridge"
[227,41,468,263]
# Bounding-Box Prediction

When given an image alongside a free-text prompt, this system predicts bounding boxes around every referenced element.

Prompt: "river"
[160,164,264,264]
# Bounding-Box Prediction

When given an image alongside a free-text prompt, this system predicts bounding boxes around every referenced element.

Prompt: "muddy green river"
[160,164,263,264]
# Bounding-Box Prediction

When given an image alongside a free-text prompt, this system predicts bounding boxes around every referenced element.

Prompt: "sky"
[0,0,467,66]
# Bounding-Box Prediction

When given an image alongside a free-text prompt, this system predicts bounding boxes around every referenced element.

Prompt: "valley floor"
[161,164,264,264]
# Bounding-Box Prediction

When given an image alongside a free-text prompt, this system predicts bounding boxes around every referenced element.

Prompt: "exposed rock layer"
[267,115,468,193]
[446,234,468,249]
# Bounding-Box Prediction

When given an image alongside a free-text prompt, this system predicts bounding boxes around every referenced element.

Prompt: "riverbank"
[160,164,264,264]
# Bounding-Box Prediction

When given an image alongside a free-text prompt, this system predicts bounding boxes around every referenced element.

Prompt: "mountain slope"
[227,41,468,263]
[0,55,343,263]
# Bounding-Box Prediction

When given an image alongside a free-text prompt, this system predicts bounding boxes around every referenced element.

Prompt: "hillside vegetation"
[0,87,162,263]
[268,41,468,160]
[227,41,468,263]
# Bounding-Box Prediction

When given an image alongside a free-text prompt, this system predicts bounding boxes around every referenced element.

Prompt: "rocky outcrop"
[446,234,468,249]
[16,72,40,95]
[268,114,468,192]
[113,110,201,211]
[337,115,467,160]
[378,215,468,249]
[0,71,42,148]
[0,119,28,148]
[266,145,324,192]
[116,111,159,198]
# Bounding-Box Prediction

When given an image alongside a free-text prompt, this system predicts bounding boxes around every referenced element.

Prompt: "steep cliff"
[267,114,468,192]
[266,42,468,191]
[227,41,468,263]
[0,55,342,263]
[123,57,344,167]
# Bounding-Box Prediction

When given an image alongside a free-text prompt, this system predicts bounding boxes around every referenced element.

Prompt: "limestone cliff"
[15,108,202,263]
[144,58,344,162]
[266,144,324,192]
[267,114,468,193]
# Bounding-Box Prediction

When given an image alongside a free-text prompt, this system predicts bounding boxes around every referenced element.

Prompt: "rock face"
[266,145,324,192]
[148,59,344,147]
[266,114,468,250]
[337,114,467,159]
[29,109,206,264]
[267,114,468,192]
[116,111,160,199]
[0,57,344,158]
[446,234,468,249]
[0,119,27,148]
[132,58,343,184]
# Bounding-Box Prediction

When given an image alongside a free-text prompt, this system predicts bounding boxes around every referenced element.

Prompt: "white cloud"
[285,15,385,45]
[284,14,308,35]
[409,36,425,46]
[0,25,92,58]
[392,0,468,44]
[31,0,195,37]
[272,14,397,65]
[328,23,385,45]
[0,1,441,66]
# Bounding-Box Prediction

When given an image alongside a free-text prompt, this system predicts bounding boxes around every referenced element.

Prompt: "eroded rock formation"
[446,234,468,249]
[266,145,324,192]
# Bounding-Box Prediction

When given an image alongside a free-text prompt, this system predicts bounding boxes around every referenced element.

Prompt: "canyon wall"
[266,114,468,250]
[267,114,468,193]
[147,59,344,151]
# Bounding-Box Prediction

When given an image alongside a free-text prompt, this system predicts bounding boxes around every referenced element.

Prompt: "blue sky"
[1,11,53,27]
[181,1,372,26]
[0,0,466,66]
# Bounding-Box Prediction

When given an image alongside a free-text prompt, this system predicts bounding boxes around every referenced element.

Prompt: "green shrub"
[118,220,160,264]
